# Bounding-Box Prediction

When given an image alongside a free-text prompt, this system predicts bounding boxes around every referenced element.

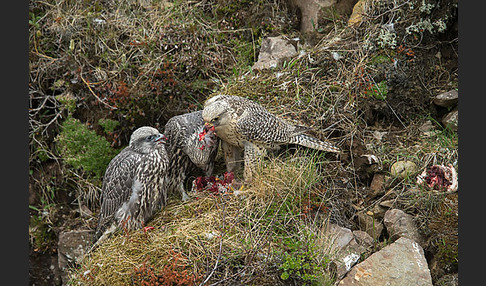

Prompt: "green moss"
[370,54,392,64]
[230,38,255,71]
[36,148,49,162]
[56,116,120,178]
[427,194,458,275]
[437,239,458,267]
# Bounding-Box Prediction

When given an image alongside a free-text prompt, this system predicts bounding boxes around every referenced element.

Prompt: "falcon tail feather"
[289,125,312,137]
[291,134,340,153]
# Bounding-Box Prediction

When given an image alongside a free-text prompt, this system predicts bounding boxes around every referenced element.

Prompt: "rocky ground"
[29,0,458,285]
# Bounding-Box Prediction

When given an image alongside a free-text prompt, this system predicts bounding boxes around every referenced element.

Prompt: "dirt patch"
[29,247,62,286]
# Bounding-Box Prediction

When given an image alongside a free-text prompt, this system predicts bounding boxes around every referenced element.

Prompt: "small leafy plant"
[279,231,328,285]
[364,80,388,100]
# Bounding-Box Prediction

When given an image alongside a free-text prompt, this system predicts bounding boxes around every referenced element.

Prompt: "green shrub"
[56,116,120,178]
[98,118,120,134]
[279,231,329,285]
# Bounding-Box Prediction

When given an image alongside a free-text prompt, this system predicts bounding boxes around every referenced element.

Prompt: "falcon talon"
[143,226,155,232]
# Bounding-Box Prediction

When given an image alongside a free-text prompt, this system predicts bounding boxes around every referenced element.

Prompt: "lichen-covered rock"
[419,120,437,136]
[390,160,417,179]
[442,108,458,132]
[348,0,367,27]
[339,237,433,286]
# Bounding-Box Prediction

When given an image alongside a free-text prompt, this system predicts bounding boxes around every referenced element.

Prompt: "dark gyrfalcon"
[201,95,340,182]
[94,126,169,245]
[163,110,219,200]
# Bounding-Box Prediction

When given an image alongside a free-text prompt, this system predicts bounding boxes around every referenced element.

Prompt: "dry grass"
[73,152,340,285]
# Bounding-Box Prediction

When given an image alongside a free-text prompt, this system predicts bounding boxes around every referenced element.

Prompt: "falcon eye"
[146,135,156,141]
[211,116,220,123]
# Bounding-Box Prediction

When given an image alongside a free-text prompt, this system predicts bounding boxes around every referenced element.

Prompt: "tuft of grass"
[29,204,57,252]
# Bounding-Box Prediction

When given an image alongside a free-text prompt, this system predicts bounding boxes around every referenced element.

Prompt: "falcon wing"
[235,110,304,145]
[164,116,186,155]
[95,148,140,238]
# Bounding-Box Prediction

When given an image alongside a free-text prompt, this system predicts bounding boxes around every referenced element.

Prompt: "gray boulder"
[433,90,458,108]
[352,230,374,249]
[339,237,433,286]
[356,211,384,241]
[252,36,298,71]
[323,224,371,279]
[384,208,424,246]
[289,0,336,33]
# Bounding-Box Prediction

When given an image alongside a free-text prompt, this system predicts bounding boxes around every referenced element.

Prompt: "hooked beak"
[155,134,168,143]
[203,122,213,132]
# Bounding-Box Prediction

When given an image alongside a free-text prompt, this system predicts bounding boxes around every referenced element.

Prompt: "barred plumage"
[202,95,339,182]
[94,126,169,245]
[164,110,219,200]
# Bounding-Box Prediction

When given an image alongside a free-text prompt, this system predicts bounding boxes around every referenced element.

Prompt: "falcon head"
[129,126,167,154]
[202,100,232,131]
